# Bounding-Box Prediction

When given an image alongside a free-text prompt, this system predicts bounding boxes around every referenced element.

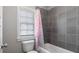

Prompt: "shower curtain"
[34,8,44,50]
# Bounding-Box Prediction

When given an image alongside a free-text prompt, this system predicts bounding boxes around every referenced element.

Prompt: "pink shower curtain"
[34,8,44,50]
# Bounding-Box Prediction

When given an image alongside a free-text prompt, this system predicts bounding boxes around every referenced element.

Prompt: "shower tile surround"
[40,8,49,43]
[40,6,79,52]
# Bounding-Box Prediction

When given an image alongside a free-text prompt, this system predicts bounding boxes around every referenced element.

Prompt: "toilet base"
[28,50,38,53]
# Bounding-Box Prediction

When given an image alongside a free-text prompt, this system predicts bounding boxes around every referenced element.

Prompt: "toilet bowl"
[22,40,38,53]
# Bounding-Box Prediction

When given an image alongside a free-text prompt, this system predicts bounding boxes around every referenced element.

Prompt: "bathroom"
[0,6,79,53]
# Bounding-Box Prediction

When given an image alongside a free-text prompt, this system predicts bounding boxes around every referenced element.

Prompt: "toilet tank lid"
[22,40,34,43]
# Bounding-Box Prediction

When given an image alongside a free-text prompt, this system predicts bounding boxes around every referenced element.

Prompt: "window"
[17,7,35,40]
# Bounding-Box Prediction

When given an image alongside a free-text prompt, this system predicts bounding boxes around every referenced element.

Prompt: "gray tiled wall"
[40,8,49,43]
[45,6,79,52]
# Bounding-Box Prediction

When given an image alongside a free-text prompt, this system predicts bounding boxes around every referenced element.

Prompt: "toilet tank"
[22,40,34,52]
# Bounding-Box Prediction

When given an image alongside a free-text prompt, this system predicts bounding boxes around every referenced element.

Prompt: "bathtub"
[38,43,74,53]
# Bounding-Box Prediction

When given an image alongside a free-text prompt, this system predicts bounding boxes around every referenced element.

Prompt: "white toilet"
[22,40,38,53]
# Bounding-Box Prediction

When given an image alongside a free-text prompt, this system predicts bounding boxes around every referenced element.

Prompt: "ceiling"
[39,6,56,10]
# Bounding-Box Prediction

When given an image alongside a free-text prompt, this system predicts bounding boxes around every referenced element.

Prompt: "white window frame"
[17,7,35,41]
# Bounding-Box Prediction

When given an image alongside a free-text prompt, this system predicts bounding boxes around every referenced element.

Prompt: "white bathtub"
[38,43,74,53]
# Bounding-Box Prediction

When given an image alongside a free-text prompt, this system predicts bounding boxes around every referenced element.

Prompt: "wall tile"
[66,43,77,52]
[57,34,66,42]
[66,34,76,45]
[47,6,79,52]
[57,41,66,49]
